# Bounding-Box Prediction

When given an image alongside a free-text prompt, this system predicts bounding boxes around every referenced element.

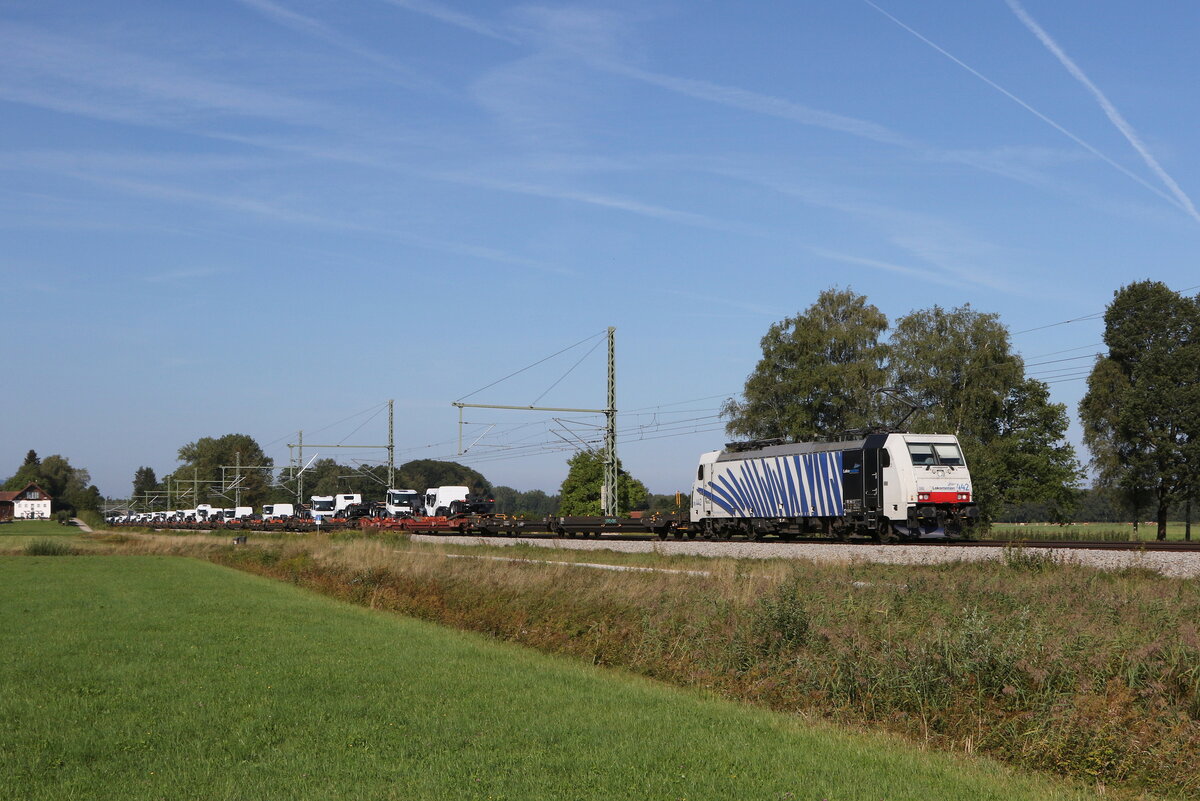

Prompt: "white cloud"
[0,23,327,130]
[861,0,1187,215]
[376,0,518,43]
[144,266,228,283]
[232,0,442,90]
[1005,0,1200,225]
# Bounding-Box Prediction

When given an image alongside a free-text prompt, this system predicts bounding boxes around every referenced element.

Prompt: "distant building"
[0,483,53,520]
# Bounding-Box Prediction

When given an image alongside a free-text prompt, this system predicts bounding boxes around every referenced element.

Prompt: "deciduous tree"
[723,288,889,440]
[557,450,647,515]
[492,486,559,516]
[4,453,99,513]
[168,434,273,508]
[889,304,1080,523]
[396,460,491,497]
[1080,281,1200,539]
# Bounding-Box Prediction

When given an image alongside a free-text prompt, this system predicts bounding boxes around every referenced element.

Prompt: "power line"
[337,403,388,445]
[529,338,605,406]
[1015,342,1104,360]
[1012,283,1200,336]
[1024,353,1102,369]
[456,331,606,402]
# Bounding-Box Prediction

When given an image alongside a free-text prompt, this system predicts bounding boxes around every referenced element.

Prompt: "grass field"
[0,519,83,553]
[0,556,1106,801]
[989,522,1195,542]
[0,519,76,537]
[150,533,1197,798]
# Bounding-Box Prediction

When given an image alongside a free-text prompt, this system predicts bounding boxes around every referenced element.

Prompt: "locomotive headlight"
[957,492,970,501]
[917,492,930,501]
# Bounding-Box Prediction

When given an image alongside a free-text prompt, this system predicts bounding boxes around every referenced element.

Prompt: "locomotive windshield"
[907,442,964,466]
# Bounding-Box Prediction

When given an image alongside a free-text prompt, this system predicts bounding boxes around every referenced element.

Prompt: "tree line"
[125,434,677,518]
[721,282,1198,535]
[3,450,102,515]
[127,434,565,516]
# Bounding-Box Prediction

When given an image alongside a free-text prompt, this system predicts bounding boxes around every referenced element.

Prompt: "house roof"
[0,483,51,502]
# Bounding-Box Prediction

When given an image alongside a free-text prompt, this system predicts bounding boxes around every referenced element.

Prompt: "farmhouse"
[0,483,52,520]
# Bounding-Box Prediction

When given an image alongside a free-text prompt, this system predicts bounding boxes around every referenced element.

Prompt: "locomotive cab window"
[906,442,964,466]
[697,464,704,481]
[932,443,964,466]
[907,443,935,465]
[880,449,891,468]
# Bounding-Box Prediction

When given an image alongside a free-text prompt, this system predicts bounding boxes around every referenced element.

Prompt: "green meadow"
[0,556,1104,801]
[0,519,77,537]
[989,522,1194,542]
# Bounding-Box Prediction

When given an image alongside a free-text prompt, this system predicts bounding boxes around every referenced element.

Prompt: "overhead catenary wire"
[442,413,729,467]
[262,400,390,449]
[529,338,605,406]
[1011,282,1200,336]
[337,403,387,445]
[455,330,606,403]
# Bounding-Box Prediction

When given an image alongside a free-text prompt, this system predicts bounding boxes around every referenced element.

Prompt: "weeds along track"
[404,533,1200,578]
[138,522,1200,552]
[102,523,1200,578]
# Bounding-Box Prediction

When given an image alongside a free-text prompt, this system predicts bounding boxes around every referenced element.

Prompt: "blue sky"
[2,0,1198,499]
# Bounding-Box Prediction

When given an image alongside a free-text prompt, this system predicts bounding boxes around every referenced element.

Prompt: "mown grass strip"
[0,556,1101,801]
[185,536,1200,798]
[991,522,1194,542]
[0,519,79,538]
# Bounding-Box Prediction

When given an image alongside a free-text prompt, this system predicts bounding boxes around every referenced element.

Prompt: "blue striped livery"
[697,451,844,518]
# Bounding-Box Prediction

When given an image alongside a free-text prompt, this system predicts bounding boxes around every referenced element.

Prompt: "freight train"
[110,432,979,541]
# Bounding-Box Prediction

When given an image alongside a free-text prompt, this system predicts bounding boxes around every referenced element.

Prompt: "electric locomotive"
[691,433,979,540]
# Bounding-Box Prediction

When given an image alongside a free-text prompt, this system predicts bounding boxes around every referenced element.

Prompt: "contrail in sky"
[860,0,1188,217]
[1005,0,1200,224]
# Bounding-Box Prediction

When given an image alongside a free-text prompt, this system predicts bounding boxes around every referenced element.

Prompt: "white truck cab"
[386,489,420,517]
[423,486,470,517]
[263,503,296,519]
[334,494,361,516]
[310,496,336,520]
